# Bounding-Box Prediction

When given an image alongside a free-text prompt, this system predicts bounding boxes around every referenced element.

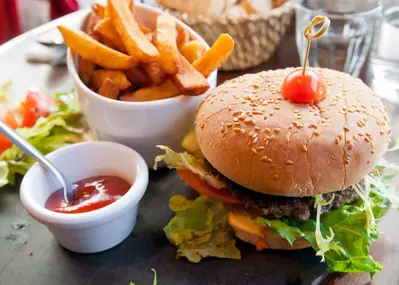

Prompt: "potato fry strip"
[192,34,234,78]
[120,79,180,102]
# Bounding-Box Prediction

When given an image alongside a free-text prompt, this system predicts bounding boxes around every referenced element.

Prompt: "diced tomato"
[177,169,241,204]
[22,90,56,127]
[0,109,19,153]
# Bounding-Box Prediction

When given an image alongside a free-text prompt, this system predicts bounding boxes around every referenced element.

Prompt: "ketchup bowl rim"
[20,141,149,228]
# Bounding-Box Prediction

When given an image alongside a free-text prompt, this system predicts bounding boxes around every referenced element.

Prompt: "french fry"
[104,1,111,18]
[176,24,189,49]
[142,62,167,85]
[120,79,180,102]
[94,18,126,52]
[78,58,96,85]
[58,26,137,70]
[91,3,105,18]
[192,34,234,78]
[171,54,209,95]
[92,70,132,90]
[109,0,159,62]
[124,67,151,86]
[180,40,206,63]
[98,78,120,99]
[86,11,101,34]
[154,15,179,74]
[138,23,151,34]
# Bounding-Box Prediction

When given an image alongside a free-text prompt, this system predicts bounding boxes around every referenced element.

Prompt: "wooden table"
[0,10,399,285]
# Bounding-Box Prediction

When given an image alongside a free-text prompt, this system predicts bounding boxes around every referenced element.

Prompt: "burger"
[154,68,398,275]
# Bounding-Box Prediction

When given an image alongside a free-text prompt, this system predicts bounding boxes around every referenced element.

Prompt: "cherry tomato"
[22,90,56,127]
[0,110,19,153]
[281,69,327,103]
[177,169,241,204]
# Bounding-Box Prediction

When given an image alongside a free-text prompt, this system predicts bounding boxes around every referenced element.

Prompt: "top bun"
[195,68,391,197]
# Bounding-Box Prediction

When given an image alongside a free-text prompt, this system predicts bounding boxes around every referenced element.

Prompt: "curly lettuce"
[154,146,227,189]
[164,195,241,263]
[0,90,88,188]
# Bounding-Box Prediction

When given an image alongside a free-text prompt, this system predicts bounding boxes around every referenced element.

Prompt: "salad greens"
[164,195,241,263]
[130,269,157,285]
[0,89,88,188]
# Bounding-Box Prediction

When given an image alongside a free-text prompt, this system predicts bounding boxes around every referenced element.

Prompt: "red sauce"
[45,175,131,214]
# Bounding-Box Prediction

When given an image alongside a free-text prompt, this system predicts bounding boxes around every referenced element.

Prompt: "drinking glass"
[294,0,382,77]
[367,1,399,103]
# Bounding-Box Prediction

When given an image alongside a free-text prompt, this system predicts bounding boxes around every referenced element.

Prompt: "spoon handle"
[0,120,73,203]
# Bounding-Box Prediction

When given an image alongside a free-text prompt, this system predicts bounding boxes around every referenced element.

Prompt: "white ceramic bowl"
[67,4,217,167]
[20,141,148,253]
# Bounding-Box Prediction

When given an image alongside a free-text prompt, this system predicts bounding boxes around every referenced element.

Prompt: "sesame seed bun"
[195,68,391,197]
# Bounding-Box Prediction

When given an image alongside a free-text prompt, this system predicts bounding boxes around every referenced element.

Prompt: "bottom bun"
[227,208,310,250]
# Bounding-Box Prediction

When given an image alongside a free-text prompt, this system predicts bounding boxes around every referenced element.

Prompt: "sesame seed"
[310,123,318,129]
[252,148,257,155]
[388,129,392,134]
[344,126,350,132]
[361,104,367,108]
[331,154,336,159]
[365,137,371,142]
[273,174,279,180]
[335,138,340,145]
[288,124,293,129]
[254,126,261,131]
[338,133,343,139]
[251,119,256,125]
[365,132,372,138]
[228,105,232,111]
[265,128,271,133]
[380,130,384,135]
[269,111,274,116]
[348,143,354,150]
[258,146,264,151]
[261,156,267,162]
[344,157,351,164]
[302,145,308,152]
[233,118,239,122]
[320,108,326,113]
[248,131,254,137]
[241,128,245,135]
[271,164,276,169]
[358,132,364,136]
[270,135,276,140]
[252,133,258,139]
[253,111,263,115]
[244,117,252,124]
[274,128,281,133]
[286,160,294,165]
[321,118,326,123]
[234,122,241,126]
[285,133,291,143]
[274,106,280,110]
[293,109,299,113]
[266,158,272,163]
[253,137,259,144]
[313,130,320,136]
[239,116,245,121]
[346,139,351,144]
[264,116,268,120]
[353,134,358,140]
[371,150,376,154]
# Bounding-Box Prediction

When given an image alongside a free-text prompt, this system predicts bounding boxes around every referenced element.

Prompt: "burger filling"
[230,182,359,221]
[154,134,399,277]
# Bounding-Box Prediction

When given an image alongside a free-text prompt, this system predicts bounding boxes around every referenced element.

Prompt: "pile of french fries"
[58,0,234,102]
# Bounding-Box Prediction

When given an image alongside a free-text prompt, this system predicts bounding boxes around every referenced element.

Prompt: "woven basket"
[167,1,294,71]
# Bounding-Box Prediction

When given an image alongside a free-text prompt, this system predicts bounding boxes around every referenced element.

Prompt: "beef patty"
[230,183,359,221]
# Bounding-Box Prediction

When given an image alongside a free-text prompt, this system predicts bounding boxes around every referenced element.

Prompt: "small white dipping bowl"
[20,141,148,253]
[67,4,217,167]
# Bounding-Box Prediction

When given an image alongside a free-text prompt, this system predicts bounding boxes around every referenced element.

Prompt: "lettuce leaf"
[164,195,241,263]
[257,190,387,276]
[154,146,227,189]
[0,90,87,188]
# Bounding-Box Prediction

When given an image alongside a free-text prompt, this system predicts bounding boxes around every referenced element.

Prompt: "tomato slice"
[177,169,241,204]
[22,90,56,127]
[0,109,19,153]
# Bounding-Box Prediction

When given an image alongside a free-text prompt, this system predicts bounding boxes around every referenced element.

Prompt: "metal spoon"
[0,120,76,204]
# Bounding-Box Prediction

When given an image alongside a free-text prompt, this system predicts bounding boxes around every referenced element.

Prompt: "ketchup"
[45,175,131,214]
